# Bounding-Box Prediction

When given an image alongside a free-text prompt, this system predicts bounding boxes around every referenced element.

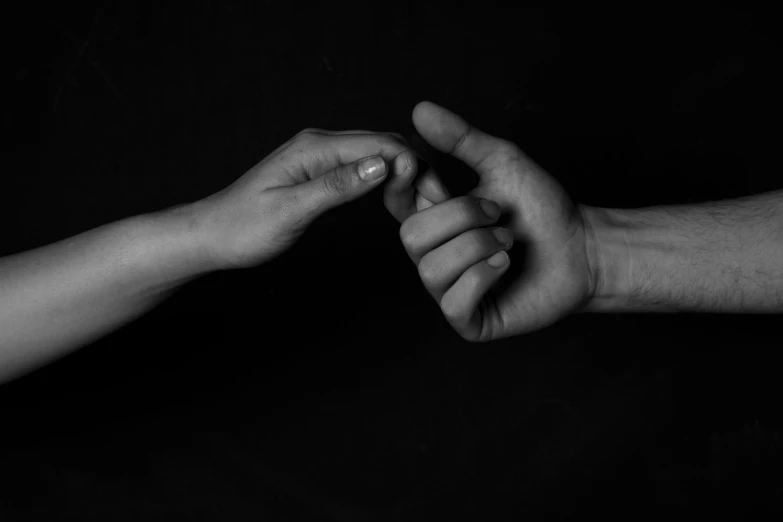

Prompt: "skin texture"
[581,194,783,314]
[0,129,449,384]
[6,101,781,384]
[192,128,452,271]
[192,129,412,270]
[384,101,595,342]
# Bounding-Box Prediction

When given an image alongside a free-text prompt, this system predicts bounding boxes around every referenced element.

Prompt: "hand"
[189,129,422,270]
[384,102,596,342]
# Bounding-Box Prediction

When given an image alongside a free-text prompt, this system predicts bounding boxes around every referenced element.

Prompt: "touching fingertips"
[486,250,508,268]
[397,151,412,176]
[479,198,501,220]
[359,156,386,181]
[492,227,513,248]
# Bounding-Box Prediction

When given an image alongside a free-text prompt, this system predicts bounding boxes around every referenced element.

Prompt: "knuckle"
[457,196,483,224]
[399,219,419,250]
[463,229,487,254]
[496,138,518,153]
[462,266,483,289]
[440,299,460,323]
[440,299,480,343]
[295,129,319,142]
[461,330,480,342]
[440,300,468,333]
[417,256,440,287]
[491,140,522,165]
[473,228,500,255]
[323,170,350,196]
[387,131,406,143]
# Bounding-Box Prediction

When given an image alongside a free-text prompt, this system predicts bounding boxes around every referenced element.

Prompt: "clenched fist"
[384,102,597,342]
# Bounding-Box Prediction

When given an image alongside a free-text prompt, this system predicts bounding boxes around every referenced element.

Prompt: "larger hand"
[385,102,596,342]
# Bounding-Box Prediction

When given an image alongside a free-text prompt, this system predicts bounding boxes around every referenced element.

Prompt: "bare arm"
[581,189,783,313]
[0,130,415,385]
[384,102,783,342]
[0,204,213,383]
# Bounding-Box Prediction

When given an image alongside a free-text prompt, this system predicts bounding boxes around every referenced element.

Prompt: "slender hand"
[0,129,416,384]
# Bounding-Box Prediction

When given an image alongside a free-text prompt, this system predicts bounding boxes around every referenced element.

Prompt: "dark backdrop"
[1,3,782,520]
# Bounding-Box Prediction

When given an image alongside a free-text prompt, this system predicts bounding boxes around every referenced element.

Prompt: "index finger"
[290,131,413,180]
[292,130,450,222]
[323,133,410,169]
[383,156,451,223]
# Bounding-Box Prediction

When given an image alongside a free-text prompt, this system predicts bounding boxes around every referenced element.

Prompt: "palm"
[408,102,593,341]
[465,150,591,339]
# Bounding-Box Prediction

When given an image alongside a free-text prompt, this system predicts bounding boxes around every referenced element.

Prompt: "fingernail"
[492,227,513,247]
[359,156,386,181]
[486,250,508,268]
[479,199,501,220]
[401,152,411,175]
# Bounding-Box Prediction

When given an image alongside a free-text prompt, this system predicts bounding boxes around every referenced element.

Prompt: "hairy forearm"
[0,204,214,384]
[581,190,783,313]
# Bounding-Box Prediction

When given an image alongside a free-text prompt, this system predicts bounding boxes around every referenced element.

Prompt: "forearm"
[581,190,783,313]
[0,203,215,384]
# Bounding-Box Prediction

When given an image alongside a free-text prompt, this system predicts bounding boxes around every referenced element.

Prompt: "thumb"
[412,101,505,176]
[293,155,388,216]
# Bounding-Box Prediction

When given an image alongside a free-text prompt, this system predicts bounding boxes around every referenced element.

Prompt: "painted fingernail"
[359,156,386,181]
[492,227,513,247]
[486,250,508,268]
[479,199,501,220]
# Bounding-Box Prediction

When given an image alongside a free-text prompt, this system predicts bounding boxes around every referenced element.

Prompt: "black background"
[1,2,782,520]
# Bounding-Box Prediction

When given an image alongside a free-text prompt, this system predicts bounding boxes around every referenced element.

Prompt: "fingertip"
[413,100,435,115]
[414,169,450,205]
[396,150,415,177]
[415,191,435,212]
[386,152,414,191]
[486,250,508,268]
[382,158,417,222]
[358,156,387,182]
[412,101,431,126]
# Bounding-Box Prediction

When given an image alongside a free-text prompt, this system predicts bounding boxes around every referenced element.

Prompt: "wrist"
[579,205,633,312]
[133,201,223,280]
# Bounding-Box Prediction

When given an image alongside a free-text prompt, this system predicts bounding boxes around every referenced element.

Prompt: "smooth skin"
[0,128,448,385]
